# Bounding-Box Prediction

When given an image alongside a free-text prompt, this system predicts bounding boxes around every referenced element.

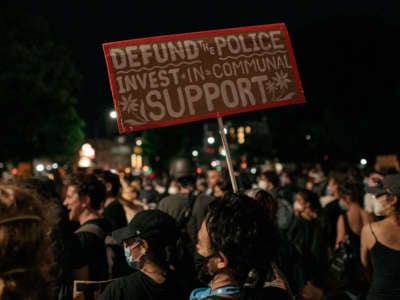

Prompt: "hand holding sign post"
[103,23,305,192]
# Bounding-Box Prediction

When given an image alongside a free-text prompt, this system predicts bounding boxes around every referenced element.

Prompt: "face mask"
[124,247,138,269]
[258,180,268,190]
[294,201,303,211]
[124,240,142,269]
[338,199,348,211]
[168,186,178,195]
[195,253,216,285]
[326,185,332,196]
[373,198,389,216]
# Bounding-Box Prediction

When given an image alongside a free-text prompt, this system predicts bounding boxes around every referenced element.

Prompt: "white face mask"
[258,180,268,190]
[168,186,178,195]
[373,198,389,216]
[294,201,303,212]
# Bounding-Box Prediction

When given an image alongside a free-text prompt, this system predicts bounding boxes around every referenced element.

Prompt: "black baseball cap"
[365,174,400,197]
[112,209,179,246]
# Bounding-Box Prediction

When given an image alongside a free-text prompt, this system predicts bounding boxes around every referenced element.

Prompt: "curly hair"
[204,191,279,284]
[65,173,106,210]
[0,183,55,299]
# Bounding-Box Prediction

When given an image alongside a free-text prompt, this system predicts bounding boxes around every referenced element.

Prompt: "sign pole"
[217,115,238,193]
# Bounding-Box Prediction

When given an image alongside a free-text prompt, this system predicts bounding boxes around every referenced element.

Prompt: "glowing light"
[207,137,215,144]
[360,158,367,165]
[219,147,226,157]
[305,134,311,140]
[52,163,58,169]
[81,143,95,159]
[78,157,91,168]
[250,167,257,174]
[36,164,44,172]
[136,139,142,146]
[192,150,199,157]
[109,110,117,119]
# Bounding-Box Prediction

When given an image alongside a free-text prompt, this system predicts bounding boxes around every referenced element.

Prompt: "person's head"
[170,157,197,190]
[112,209,180,271]
[206,168,221,189]
[254,189,278,224]
[94,169,121,198]
[196,192,278,285]
[196,177,207,193]
[294,188,321,215]
[0,183,55,299]
[258,170,280,191]
[327,171,346,198]
[365,173,400,219]
[338,180,363,207]
[63,173,106,222]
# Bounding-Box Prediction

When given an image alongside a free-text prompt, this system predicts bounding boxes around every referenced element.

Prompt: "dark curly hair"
[65,173,106,210]
[204,191,279,285]
[0,183,56,300]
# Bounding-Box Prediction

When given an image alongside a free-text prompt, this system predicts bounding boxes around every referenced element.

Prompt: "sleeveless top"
[368,223,400,298]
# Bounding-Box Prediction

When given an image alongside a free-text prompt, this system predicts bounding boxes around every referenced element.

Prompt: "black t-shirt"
[76,218,112,281]
[103,199,127,230]
[100,270,185,300]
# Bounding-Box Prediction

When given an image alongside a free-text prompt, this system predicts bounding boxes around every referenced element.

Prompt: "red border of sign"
[103,23,305,133]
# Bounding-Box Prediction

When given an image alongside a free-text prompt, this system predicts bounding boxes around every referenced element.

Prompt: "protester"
[158,157,214,294]
[254,189,305,298]
[205,168,222,197]
[288,188,325,288]
[0,183,55,299]
[257,170,293,232]
[190,191,292,299]
[94,169,127,230]
[63,173,111,281]
[320,170,347,255]
[361,173,400,300]
[100,209,185,300]
[120,179,146,222]
[332,180,372,298]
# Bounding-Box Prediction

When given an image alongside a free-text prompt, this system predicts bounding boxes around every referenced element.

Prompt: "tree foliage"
[0,7,85,164]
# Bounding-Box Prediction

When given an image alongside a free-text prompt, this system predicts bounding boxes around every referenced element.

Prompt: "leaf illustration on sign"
[272,70,292,90]
[120,94,139,113]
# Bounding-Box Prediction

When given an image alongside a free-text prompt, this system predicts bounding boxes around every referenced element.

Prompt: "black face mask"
[194,252,216,285]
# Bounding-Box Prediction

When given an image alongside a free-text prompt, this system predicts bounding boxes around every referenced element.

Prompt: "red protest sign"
[103,23,305,133]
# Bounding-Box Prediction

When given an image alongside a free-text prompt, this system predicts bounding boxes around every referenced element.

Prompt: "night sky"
[3,0,400,162]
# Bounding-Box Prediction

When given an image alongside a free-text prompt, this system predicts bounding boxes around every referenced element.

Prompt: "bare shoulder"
[361,221,375,249]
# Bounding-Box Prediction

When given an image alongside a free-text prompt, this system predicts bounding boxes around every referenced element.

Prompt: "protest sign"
[103,23,305,133]
[73,280,113,300]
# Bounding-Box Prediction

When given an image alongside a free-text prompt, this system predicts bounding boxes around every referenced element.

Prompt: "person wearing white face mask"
[361,174,400,300]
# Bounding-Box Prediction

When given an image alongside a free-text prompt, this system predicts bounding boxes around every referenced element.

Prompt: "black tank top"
[368,223,400,298]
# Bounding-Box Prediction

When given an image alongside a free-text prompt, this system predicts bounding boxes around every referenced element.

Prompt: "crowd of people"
[1,158,400,300]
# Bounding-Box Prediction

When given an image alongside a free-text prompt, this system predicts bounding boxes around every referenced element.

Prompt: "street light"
[109,110,117,119]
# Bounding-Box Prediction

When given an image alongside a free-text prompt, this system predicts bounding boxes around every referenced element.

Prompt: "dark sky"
[4,0,400,161]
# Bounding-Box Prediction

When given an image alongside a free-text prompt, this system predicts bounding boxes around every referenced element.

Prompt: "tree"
[0,6,85,165]
[141,125,189,174]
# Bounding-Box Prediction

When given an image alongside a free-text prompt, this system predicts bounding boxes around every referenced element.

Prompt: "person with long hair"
[0,183,56,299]
[191,191,292,300]
[361,174,400,300]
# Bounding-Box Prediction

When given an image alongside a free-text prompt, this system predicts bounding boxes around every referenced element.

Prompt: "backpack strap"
[177,191,197,229]
[75,223,106,240]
